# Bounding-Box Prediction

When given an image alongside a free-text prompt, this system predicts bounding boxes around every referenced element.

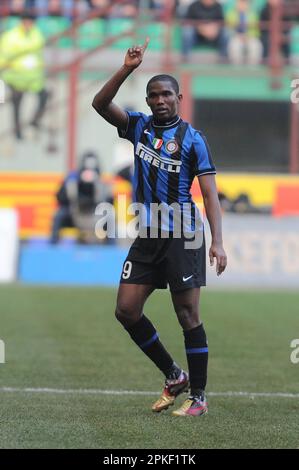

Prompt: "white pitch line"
[0,387,299,398]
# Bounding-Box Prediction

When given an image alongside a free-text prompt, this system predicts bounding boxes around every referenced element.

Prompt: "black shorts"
[120,232,206,292]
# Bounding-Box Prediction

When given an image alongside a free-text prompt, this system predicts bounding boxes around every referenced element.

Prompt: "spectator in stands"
[85,0,109,9]
[176,0,193,18]
[109,0,140,19]
[226,0,262,65]
[181,0,228,61]
[0,1,9,17]
[0,11,49,140]
[3,0,78,18]
[148,1,178,20]
[34,0,76,18]
[8,0,26,16]
[260,0,291,60]
[50,151,113,244]
[84,0,110,18]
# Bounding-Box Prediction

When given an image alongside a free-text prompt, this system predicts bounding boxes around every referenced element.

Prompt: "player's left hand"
[209,243,227,276]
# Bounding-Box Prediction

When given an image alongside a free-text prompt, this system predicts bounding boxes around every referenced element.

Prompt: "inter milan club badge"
[152,138,163,150]
[166,139,179,154]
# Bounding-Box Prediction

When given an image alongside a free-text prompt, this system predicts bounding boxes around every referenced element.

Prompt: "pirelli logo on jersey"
[136,142,182,173]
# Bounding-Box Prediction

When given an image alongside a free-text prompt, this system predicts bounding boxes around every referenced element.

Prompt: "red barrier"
[273,185,299,216]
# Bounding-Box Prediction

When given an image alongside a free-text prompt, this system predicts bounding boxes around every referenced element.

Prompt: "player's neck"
[152,115,180,128]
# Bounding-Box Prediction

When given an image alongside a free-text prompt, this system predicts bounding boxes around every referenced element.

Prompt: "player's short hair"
[146,75,180,96]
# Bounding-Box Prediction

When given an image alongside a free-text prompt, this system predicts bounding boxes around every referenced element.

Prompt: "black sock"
[125,315,174,377]
[184,324,208,397]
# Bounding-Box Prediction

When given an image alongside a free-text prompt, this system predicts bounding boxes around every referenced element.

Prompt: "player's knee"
[115,301,139,326]
[115,304,127,324]
[176,304,200,330]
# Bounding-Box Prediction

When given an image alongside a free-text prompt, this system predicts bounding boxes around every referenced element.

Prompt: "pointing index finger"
[142,37,150,51]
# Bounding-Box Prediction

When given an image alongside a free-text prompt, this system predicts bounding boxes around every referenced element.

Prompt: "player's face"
[146,81,182,122]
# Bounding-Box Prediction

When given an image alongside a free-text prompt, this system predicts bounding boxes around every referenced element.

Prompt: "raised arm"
[92,37,150,130]
[198,174,227,276]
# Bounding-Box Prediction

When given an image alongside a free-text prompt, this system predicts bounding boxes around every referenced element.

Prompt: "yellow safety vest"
[0,23,45,92]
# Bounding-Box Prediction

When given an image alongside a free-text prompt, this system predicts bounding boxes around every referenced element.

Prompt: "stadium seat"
[2,16,20,31]
[77,18,106,50]
[193,44,217,53]
[135,23,182,52]
[253,0,267,13]
[37,17,73,48]
[137,22,167,51]
[290,25,299,55]
[223,0,266,14]
[107,18,135,49]
[171,24,182,51]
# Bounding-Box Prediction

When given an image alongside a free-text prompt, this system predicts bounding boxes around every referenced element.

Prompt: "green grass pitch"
[0,285,298,449]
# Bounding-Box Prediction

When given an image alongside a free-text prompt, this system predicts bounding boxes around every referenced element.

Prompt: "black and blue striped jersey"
[118,111,216,232]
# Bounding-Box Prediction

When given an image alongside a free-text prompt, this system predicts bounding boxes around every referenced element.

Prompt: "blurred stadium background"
[0,0,299,449]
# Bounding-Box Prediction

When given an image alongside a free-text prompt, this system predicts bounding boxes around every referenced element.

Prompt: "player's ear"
[146,96,150,107]
[177,93,183,102]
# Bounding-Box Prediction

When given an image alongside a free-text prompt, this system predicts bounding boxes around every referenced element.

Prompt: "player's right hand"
[124,37,150,69]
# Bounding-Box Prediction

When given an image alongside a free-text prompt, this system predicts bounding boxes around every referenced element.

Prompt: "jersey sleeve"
[191,132,216,177]
[117,111,147,145]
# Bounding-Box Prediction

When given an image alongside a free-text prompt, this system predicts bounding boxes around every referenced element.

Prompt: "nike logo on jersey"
[136,142,182,174]
[144,129,152,136]
[183,275,193,282]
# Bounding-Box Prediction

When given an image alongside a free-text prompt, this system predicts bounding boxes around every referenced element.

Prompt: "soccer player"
[92,38,227,416]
